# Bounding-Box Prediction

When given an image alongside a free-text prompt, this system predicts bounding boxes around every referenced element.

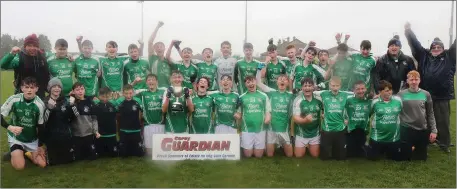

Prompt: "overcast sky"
[1,1,456,59]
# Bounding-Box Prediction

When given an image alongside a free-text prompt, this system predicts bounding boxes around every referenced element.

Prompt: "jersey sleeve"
[256,70,275,93]
[264,95,271,113]
[1,95,21,117]
[292,95,302,116]
[313,91,324,101]
[34,99,46,125]
[0,53,20,70]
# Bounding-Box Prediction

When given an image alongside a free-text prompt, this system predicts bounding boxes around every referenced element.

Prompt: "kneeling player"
[162,70,194,133]
[191,77,215,134]
[1,77,47,170]
[235,76,271,158]
[292,78,323,158]
[136,74,165,155]
[209,75,240,134]
[114,84,145,157]
[367,80,403,161]
[255,71,293,157]
[92,87,119,158]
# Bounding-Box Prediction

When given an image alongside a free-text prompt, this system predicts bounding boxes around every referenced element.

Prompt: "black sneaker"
[450,144,455,147]
[2,152,11,161]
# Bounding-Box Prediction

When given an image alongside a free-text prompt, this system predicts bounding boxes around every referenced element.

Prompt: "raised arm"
[138,39,144,57]
[335,33,349,45]
[0,47,21,70]
[165,40,180,65]
[449,39,456,64]
[148,21,164,57]
[256,69,275,93]
[404,22,427,63]
[300,41,313,59]
[76,36,83,54]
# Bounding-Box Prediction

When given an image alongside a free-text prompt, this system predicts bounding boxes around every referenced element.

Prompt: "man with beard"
[214,41,238,92]
[374,35,416,94]
[234,43,261,94]
[165,40,199,94]
[196,48,218,91]
[404,22,455,153]
[209,75,240,134]
[148,21,171,89]
[1,34,50,99]
[190,77,215,134]
[74,36,102,97]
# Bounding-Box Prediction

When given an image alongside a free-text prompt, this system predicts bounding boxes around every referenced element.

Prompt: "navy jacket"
[405,29,456,100]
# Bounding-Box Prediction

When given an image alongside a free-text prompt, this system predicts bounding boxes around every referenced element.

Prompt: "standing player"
[318,50,330,71]
[345,81,372,158]
[165,40,199,93]
[162,70,194,133]
[136,74,165,155]
[234,43,260,94]
[234,76,271,158]
[148,21,171,89]
[1,77,47,170]
[293,78,323,158]
[325,43,354,91]
[74,36,101,97]
[348,40,377,96]
[99,41,129,99]
[280,45,303,77]
[92,87,119,158]
[398,71,437,161]
[367,80,403,161]
[47,39,75,96]
[191,77,215,134]
[313,76,354,160]
[256,71,293,157]
[196,48,218,91]
[124,44,150,94]
[290,41,325,94]
[261,39,286,90]
[209,75,240,134]
[214,41,238,92]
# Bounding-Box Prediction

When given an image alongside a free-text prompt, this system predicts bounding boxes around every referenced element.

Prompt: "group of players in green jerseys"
[1,21,439,171]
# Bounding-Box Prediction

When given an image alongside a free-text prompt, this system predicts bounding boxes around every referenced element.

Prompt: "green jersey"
[318,62,329,71]
[1,94,45,142]
[209,91,239,128]
[281,57,303,77]
[292,94,323,138]
[190,95,215,134]
[349,53,376,92]
[290,63,325,90]
[265,61,286,90]
[124,58,150,91]
[150,55,171,88]
[162,87,190,133]
[196,62,218,91]
[74,55,101,96]
[345,96,372,132]
[100,56,128,92]
[314,90,354,132]
[332,57,354,91]
[171,61,198,89]
[370,96,403,142]
[238,90,271,133]
[256,82,293,132]
[136,89,165,125]
[47,54,75,95]
[234,59,260,94]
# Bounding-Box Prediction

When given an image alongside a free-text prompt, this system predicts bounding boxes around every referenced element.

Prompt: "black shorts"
[95,136,119,158]
[400,126,430,161]
[320,130,347,160]
[366,139,402,161]
[119,131,144,157]
[73,135,97,161]
[46,138,75,166]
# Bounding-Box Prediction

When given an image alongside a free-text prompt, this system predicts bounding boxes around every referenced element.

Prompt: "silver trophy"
[171,86,184,112]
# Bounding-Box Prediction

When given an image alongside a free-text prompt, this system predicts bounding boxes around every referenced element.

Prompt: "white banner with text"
[152,134,241,160]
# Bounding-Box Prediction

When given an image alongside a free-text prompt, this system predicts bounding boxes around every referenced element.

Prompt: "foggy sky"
[1,1,456,59]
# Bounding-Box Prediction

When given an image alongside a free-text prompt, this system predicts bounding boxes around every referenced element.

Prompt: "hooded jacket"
[405,28,456,100]
[374,51,416,94]
[43,96,75,143]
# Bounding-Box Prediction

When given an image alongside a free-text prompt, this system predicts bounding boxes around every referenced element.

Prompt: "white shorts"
[267,131,291,146]
[143,124,165,149]
[215,124,238,134]
[241,131,266,150]
[295,135,320,148]
[8,135,38,152]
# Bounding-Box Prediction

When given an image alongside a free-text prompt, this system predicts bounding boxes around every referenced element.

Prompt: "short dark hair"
[106,41,118,48]
[146,74,158,80]
[220,74,232,81]
[81,40,93,48]
[202,48,213,55]
[21,77,38,87]
[244,75,256,82]
[243,43,253,50]
[267,39,277,52]
[377,80,392,91]
[182,47,193,53]
[197,76,211,88]
[318,50,329,57]
[171,70,183,77]
[277,74,288,80]
[337,43,349,52]
[123,84,134,91]
[305,47,317,55]
[360,40,371,50]
[221,41,231,48]
[301,78,314,86]
[55,39,68,48]
[72,82,85,90]
[99,87,111,96]
[128,44,139,51]
[352,80,366,89]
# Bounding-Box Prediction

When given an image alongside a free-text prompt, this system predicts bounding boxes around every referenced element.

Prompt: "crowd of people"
[0,21,455,171]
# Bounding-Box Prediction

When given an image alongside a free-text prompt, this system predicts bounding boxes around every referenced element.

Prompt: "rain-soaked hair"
[220,74,232,81]
[360,40,371,50]
[202,48,213,55]
[267,39,277,52]
[106,41,118,48]
[243,43,253,50]
[301,78,314,86]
